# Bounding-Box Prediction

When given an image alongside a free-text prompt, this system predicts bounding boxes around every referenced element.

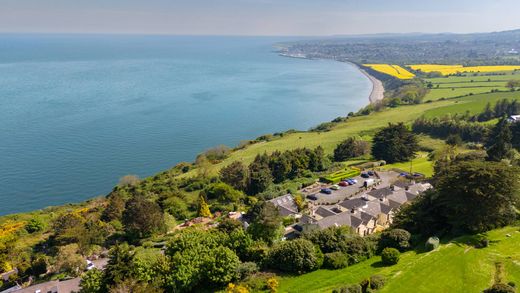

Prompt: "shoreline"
[278,53,384,104]
[358,67,385,104]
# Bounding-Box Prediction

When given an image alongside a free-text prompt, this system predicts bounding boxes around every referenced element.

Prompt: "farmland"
[278,226,520,293]
[363,64,415,79]
[423,71,520,101]
[409,64,520,75]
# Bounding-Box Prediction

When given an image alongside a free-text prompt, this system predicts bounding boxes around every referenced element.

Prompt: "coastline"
[2,53,384,218]
[278,52,384,104]
[358,67,385,104]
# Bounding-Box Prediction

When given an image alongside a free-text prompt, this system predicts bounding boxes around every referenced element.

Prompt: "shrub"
[369,275,386,290]
[333,138,370,161]
[381,248,400,266]
[267,277,279,293]
[236,262,259,280]
[268,239,323,274]
[323,252,349,269]
[379,229,411,252]
[333,284,362,293]
[25,218,45,233]
[483,283,516,293]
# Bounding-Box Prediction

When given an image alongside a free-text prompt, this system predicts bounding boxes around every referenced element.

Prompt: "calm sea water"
[0,34,371,215]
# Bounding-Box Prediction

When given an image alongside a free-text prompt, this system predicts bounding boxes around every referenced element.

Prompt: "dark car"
[320,188,332,194]
[367,170,375,176]
[307,194,318,200]
[361,172,370,178]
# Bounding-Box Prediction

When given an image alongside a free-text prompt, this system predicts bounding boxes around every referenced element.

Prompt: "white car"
[86,260,95,271]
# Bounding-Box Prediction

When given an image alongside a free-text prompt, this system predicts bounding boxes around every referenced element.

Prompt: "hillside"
[279,226,520,293]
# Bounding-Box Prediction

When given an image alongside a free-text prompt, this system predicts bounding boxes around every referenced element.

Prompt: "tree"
[204,246,240,285]
[103,243,136,288]
[308,146,328,171]
[122,195,165,240]
[268,151,292,183]
[102,192,126,222]
[247,202,283,244]
[379,229,411,252]
[198,195,212,218]
[55,244,85,276]
[506,80,520,90]
[161,196,189,220]
[372,123,419,163]
[487,117,513,161]
[268,239,323,274]
[247,154,273,195]
[435,160,519,233]
[396,160,520,235]
[220,161,248,191]
[217,218,243,234]
[333,138,370,161]
[381,248,400,266]
[202,182,244,204]
[511,121,520,151]
[80,268,104,293]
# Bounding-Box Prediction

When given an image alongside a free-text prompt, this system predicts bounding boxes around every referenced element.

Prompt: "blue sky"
[2,0,520,35]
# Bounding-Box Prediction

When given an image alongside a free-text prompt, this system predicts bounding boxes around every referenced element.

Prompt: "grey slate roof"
[269,193,298,217]
[367,188,394,199]
[315,206,337,218]
[339,197,368,210]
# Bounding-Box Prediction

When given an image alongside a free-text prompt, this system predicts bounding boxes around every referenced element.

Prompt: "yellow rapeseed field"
[408,64,520,75]
[363,64,415,79]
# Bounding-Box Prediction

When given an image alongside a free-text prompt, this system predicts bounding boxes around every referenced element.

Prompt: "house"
[295,181,431,237]
[268,194,299,217]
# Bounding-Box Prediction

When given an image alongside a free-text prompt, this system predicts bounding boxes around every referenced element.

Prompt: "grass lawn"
[277,226,520,293]
[424,87,505,101]
[381,152,433,177]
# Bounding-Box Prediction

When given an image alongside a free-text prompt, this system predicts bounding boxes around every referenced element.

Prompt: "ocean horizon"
[0,34,371,215]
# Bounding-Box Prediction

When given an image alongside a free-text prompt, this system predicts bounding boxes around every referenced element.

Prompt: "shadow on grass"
[370,261,387,268]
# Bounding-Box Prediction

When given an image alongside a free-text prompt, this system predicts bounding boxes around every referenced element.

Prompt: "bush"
[268,239,323,274]
[236,262,259,280]
[333,138,370,161]
[379,229,411,252]
[323,252,349,269]
[381,248,400,266]
[25,218,45,233]
[483,283,516,293]
[425,237,440,251]
[333,284,362,293]
[369,275,386,290]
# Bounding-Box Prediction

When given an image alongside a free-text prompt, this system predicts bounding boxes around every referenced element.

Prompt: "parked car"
[413,172,425,178]
[361,172,370,178]
[307,194,318,200]
[330,184,340,190]
[86,260,95,271]
[320,188,332,194]
[338,181,349,187]
[367,170,375,176]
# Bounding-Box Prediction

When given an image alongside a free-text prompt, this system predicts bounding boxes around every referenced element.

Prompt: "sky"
[2,0,520,36]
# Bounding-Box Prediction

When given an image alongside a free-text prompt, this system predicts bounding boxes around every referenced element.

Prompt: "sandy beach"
[358,67,385,104]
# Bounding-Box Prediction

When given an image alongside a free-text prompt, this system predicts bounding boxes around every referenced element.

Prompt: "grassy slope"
[181,90,520,179]
[278,226,520,293]
[423,91,520,118]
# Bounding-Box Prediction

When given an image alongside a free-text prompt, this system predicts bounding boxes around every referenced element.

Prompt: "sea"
[0,34,371,215]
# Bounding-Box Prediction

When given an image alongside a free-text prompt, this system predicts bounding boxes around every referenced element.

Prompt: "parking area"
[301,170,400,205]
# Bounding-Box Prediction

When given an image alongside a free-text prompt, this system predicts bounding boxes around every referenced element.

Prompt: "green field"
[423,71,520,101]
[423,91,520,118]
[278,226,520,293]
